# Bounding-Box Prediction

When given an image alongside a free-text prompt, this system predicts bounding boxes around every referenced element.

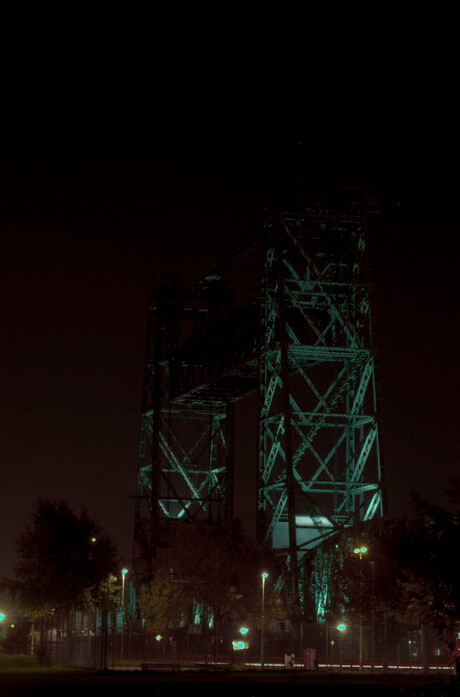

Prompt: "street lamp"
[121,568,128,604]
[353,545,367,669]
[337,622,347,668]
[261,572,268,669]
[120,568,128,660]
[370,560,375,670]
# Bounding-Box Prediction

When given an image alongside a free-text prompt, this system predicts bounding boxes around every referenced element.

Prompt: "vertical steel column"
[225,404,235,530]
[275,219,300,610]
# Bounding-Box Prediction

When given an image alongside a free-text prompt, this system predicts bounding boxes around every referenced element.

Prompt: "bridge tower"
[133,191,385,616]
[132,273,242,581]
[256,195,385,616]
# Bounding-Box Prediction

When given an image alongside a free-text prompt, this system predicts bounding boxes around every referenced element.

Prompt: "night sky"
[1,120,459,581]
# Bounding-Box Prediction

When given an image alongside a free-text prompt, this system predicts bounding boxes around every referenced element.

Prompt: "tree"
[332,517,405,624]
[394,496,460,636]
[9,499,118,616]
[137,568,186,635]
[333,493,460,639]
[173,520,286,634]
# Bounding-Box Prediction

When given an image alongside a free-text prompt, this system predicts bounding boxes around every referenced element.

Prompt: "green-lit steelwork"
[133,280,236,581]
[257,201,384,615]
[133,192,385,617]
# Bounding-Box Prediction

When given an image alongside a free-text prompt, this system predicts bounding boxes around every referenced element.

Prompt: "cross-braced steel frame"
[133,279,238,581]
[133,193,385,616]
[257,203,384,615]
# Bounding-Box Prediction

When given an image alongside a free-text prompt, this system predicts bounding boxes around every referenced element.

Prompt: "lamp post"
[353,546,367,560]
[353,546,367,669]
[337,623,347,669]
[370,560,375,670]
[261,572,268,668]
[120,568,128,660]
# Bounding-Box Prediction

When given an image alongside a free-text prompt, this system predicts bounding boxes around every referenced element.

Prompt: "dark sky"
[1,123,459,580]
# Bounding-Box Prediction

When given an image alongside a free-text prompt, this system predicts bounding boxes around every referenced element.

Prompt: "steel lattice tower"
[133,275,241,580]
[256,198,384,615]
[133,191,385,616]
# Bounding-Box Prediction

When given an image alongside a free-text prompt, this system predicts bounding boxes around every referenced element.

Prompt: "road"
[1,669,459,697]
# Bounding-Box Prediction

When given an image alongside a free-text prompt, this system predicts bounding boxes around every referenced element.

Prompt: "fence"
[8,618,454,671]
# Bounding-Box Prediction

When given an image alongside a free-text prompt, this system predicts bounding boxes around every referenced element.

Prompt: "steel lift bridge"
[133,194,385,618]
